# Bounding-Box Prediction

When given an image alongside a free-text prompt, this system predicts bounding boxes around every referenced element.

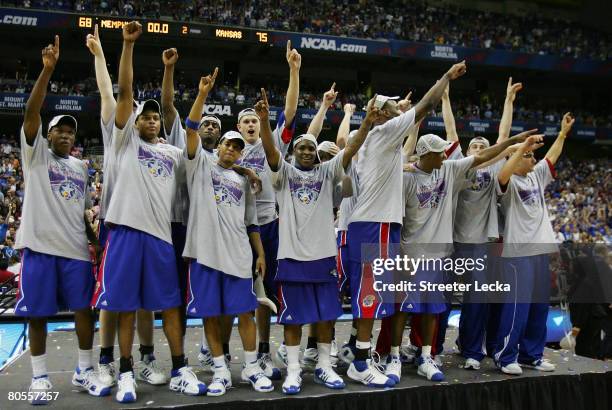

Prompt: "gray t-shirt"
[272,152,346,261]
[454,160,505,244]
[183,147,257,278]
[98,112,116,220]
[401,156,475,257]
[104,113,184,244]
[496,159,558,257]
[349,108,416,225]
[16,126,91,261]
[237,119,292,226]
[164,115,189,225]
[337,154,359,232]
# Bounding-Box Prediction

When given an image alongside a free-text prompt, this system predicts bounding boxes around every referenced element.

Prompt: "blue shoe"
[169,367,207,396]
[314,367,345,389]
[115,371,137,403]
[417,356,445,382]
[282,368,302,395]
[72,367,111,397]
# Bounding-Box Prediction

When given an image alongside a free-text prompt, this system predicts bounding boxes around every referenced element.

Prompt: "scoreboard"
[76,15,269,43]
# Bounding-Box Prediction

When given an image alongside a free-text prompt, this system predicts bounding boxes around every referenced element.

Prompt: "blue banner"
[1,93,607,141]
[269,32,392,56]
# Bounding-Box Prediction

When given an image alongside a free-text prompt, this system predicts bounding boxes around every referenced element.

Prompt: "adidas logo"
[286,315,293,321]
[406,304,413,309]
[100,300,108,306]
[381,310,386,314]
[19,305,28,312]
[190,308,196,313]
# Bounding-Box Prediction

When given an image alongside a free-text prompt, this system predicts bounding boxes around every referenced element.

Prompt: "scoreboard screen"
[76,15,269,44]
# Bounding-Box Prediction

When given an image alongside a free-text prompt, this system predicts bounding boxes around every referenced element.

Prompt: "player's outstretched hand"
[254,88,270,121]
[520,134,545,154]
[398,91,413,112]
[122,21,142,43]
[343,103,356,115]
[510,128,539,144]
[322,82,338,108]
[42,35,60,69]
[560,112,575,136]
[85,24,102,56]
[162,48,178,66]
[506,77,523,102]
[446,60,467,80]
[364,95,381,123]
[286,40,302,70]
[198,67,218,95]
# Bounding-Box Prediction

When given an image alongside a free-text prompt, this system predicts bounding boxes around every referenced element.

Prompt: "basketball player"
[256,89,377,394]
[182,72,274,396]
[345,61,467,387]
[233,41,300,380]
[86,23,164,388]
[91,21,205,402]
[493,113,574,375]
[15,35,109,403]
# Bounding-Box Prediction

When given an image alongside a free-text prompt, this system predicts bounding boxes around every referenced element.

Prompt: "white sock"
[31,354,47,378]
[316,343,331,369]
[244,350,258,366]
[78,349,93,371]
[355,340,371,350]
[213,355,227,369]
[286,345,300,370]
[421,345,432,357]
[390,346,400,357]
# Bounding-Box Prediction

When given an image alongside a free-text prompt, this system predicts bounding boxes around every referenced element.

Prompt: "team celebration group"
[14,21,575,404]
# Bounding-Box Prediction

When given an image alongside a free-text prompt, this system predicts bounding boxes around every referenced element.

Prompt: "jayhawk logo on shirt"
[211,168,243,206]
[469,170,491,191]
[416,178,447,209]
[138,146,174,179]
[237,152,266,174]
[288,175,323,205]
[48,161,85,203]
[518,187,542,206]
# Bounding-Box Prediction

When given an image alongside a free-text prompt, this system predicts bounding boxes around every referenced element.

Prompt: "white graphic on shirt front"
[211,168,243,206]
[138,145,174,180]
[289,174,323,205]
[48,161,85,203]
[416,178,447,209]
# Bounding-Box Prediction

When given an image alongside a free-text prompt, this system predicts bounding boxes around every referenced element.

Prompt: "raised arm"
[497,77,522,143]
[414,61,466,122]
[307,82,337,138]
[471,129,537,168]
[23,35,59,142]
[336,103,355,149]
[403,118,422,157]
[284,40,301,125]
[498,135,545,187]
[115,21,142,129]
[255,89,281,171]
[342,97,378,168]
[441,85,458,142]
[86,24,116,124]
[161,48,179,134]
[545,113,574,166]
[185,68,218,159]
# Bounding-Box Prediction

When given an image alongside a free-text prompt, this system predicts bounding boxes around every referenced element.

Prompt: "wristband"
[185,118,200,131]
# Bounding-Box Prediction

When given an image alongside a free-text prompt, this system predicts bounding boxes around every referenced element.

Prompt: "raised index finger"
[211,67,219,81]
[54,35,60,51]
[330,82,336,92]
[286,40,292,52]
[94,24,99,40]
[260,88,268,105]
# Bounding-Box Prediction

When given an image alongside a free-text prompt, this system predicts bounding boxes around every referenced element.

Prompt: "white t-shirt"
[349,108,415,225]
[272,152,346,261]
[104,113,184,244]
[183,147,257,278]
[236,113,294,225]
[15,126,91,261]
[164,115,189,225]
[98,111,116,220]
[337,154,359,232]
[454,160,505,243]
[497,159,558,257]
[401,156,475,257]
